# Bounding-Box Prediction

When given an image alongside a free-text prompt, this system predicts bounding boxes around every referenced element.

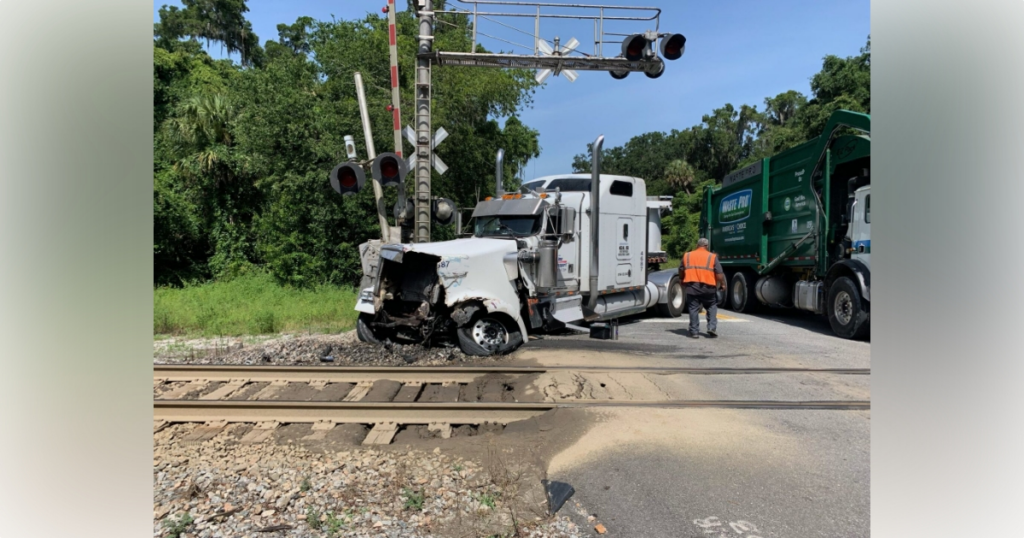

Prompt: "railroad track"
[153,364,870,445]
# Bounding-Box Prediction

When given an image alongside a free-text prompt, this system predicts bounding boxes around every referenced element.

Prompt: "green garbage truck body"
[699,110,871,339]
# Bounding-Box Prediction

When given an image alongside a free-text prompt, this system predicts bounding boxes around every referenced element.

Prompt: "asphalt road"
[518,308,870,538]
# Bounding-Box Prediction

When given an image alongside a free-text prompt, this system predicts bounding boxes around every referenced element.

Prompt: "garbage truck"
[700,109,870,339]
[353,135,684,355]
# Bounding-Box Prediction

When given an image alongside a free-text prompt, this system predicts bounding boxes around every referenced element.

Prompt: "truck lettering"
[719,189,753,224]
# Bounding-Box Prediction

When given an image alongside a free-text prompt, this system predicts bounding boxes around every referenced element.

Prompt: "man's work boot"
[707,329,718,338]
[688,332,699,339]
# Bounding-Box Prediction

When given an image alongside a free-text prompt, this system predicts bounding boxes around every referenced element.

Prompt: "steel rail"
[153,364,870,383]
[154,399,870,425]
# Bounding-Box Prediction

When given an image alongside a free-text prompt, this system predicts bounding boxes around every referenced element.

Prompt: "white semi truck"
[354,135,684,355]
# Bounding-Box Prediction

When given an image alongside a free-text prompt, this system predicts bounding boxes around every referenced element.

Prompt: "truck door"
[851,186,870,266]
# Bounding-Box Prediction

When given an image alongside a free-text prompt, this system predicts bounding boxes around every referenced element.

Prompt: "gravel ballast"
[154,331,502,367]
[154,425,585,538]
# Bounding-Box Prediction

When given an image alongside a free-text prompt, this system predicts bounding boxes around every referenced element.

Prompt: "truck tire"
[356,313,382,344]
[457,313,524,356]
[730,271,759,313]
[827,277,870,340]
[717,270,734,310]
[657,275,685,318]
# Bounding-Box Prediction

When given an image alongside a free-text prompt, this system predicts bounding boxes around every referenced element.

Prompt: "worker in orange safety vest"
[680,237,728,338]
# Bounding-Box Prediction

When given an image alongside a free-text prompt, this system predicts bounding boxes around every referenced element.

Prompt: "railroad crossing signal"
[613,31,686,79]
[371,152,408,187]
[536,37,581,83]
[432,197,456,225]
[403,125,448,175]
[329,162,366,196]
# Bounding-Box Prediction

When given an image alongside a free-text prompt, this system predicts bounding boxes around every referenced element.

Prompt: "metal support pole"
[534,6,540,55]
[472,4,478,51]
[354,72,390,243]
[386,0,407,236]
[415,6,434,243]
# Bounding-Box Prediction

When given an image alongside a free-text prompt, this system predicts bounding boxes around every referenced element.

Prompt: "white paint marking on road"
[640,318,750,323]
[693,516,763,538]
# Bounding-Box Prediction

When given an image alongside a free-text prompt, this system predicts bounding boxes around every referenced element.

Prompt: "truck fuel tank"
[536,239,559,291]
[794,280,824,314]
[755,276,792,308]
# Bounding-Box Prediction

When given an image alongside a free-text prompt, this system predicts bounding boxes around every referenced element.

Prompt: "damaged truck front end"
[355,237,528,356]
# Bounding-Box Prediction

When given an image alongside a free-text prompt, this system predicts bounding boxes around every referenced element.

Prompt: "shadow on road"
[749,309,871,342]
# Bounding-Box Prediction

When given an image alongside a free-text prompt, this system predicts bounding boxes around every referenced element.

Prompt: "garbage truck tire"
[827,276,870,340]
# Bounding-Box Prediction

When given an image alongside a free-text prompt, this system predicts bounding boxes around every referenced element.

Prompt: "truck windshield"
[474,216,541,238]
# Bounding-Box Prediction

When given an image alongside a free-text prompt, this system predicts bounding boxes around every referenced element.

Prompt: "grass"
[660,257,681,270]
[154,271,359,337]
[162,512,193,538]
[403,488,425,511]
[477,492,497,509]
[305,507,352,536]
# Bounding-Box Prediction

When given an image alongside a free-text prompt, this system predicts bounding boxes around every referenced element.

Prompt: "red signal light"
[660,34,686,61]
[382,6,389,13]
[371,152,407,187]
[622,34,648,61]
[339,167,358,188]
[329,162,366,195]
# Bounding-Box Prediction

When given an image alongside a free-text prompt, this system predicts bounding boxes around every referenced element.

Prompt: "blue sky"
[154,0,869,179]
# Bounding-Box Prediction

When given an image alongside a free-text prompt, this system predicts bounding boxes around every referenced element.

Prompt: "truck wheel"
[730,271,759,313]
[827,277,870,339]
[356,313,382,344]
[657,275,685,317]
[457,313,524,356]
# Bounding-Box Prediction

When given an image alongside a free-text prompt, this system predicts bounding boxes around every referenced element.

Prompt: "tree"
[664,159,697,194]
[153,5,542,287]
[154,0,264,67]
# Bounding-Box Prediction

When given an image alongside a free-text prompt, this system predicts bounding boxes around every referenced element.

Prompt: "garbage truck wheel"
[457,313,524,356]
[730,271,759,313]
[827,277,870,340]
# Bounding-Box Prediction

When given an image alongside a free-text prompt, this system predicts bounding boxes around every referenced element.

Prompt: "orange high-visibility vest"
[681,248,718,286]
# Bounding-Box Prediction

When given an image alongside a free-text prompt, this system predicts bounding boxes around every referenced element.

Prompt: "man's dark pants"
[685,286,718,336]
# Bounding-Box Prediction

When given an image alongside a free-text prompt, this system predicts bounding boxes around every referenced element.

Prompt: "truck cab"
[849,185,870,266]
[354,137,684,355]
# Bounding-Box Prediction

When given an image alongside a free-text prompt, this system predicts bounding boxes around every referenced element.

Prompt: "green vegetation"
[154,0,540,289]
[403,488,425,511]
[305,506,352,536]
[477,492,497,509]
[162,512,194,538]
[154,271,357,336]
[324,511,350,535]
[305,506,323,530]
